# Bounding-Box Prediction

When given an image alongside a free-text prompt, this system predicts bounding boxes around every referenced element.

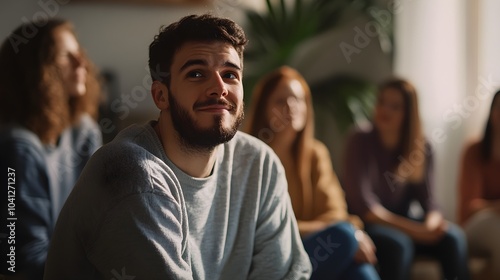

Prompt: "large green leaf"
[243,0,392,132]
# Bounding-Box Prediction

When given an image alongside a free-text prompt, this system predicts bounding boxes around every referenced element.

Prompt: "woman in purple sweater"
[342,78,470,280]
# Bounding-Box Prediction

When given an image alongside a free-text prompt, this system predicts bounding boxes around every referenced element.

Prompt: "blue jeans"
[365,223,470,280]
[302,222,380,280]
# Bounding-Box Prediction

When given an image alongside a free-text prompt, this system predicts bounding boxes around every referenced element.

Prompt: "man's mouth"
[194,99,235,112]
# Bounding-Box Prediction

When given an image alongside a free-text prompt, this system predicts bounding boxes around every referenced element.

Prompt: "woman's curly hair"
[0,18,100,144]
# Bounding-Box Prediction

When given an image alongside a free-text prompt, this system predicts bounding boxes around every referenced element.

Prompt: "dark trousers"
[365,223,470,280]
[302,222,380,280]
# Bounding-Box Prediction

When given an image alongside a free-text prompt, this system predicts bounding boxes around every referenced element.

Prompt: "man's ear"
[151,80,169,110]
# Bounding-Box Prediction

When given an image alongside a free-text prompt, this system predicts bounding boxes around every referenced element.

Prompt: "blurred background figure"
[458,90,500,279]
[245,66,380,280]
[0,19,102,279]
[342,78,470,280]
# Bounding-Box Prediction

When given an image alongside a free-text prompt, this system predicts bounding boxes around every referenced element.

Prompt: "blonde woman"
[343,78,469,280]
[246,66,379,280]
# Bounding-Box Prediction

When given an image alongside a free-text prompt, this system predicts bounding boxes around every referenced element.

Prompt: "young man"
[44,14,311,279]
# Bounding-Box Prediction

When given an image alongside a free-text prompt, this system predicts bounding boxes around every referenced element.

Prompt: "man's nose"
[207,73,228,97]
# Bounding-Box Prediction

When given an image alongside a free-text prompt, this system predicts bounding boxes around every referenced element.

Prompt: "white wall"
[474,0,500,137]
[394,0,466,221]
[394,0,500,221]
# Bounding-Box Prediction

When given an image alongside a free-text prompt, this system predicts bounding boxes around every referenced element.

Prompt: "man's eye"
[187,71,203,78]
[223,72,237,79]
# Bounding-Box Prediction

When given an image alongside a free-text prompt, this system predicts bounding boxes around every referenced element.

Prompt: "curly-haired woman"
[0,19,102,279]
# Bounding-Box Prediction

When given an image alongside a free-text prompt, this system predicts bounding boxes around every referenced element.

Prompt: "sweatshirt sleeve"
[249,156,312,280]
[44,141,193,280]
[87,193,193,280]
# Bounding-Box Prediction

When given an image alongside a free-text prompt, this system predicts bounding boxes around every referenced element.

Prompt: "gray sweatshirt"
[44,121,312,280]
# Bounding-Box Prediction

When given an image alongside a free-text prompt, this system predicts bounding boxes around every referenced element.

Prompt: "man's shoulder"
[96,125,150,158]
[224,131,281,167]
[85,123,167,185]
[222,131,285,186]
[77,123,183,203]
[100,122,159,156]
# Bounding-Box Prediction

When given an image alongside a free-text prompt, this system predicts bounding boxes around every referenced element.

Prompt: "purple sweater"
[342,127,439,219]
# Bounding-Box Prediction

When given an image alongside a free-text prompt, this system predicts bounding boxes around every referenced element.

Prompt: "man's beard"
[168,92,244,153]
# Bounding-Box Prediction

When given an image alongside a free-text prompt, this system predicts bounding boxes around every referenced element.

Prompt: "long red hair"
[245,66,316,217]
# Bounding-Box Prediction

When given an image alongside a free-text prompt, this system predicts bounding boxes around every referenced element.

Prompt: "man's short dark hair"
[148,14,248,85]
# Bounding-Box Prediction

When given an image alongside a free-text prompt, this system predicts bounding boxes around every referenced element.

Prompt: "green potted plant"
[243,0,393,133]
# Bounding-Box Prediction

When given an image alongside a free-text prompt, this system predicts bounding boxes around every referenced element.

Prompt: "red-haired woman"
[246,66,379,280]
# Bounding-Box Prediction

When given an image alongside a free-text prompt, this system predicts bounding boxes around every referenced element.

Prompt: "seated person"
[43,14,311,279]
[342,77,470,280]
[0,19,102,279]
[458,90,500,278]
[245,66,379,280]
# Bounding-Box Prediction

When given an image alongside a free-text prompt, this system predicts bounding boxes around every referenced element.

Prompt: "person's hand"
[353,230,377,264]
[411,226,443,244]
[411,217,448,245]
